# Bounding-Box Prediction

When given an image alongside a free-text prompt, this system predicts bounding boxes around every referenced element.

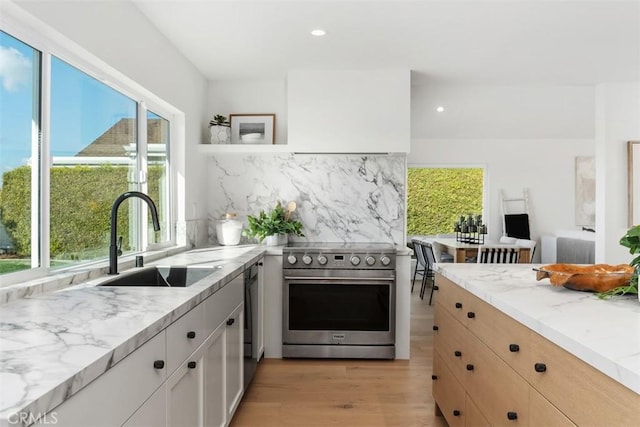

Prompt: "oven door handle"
[284,276,395,282]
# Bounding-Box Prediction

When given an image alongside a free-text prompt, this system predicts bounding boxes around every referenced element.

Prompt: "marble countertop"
[0,245,266,426]
[436,263,640,395]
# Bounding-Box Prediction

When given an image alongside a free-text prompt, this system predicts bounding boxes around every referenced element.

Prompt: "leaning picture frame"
[628,141,640,226]
[229,114,275,144]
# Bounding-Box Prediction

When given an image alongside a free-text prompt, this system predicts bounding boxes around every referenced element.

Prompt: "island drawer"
[463,290,531,378]
[433,351,466,427]
[435,275,469,320]
[434,302,469,384]
[464,331,529,426]
[529,331,638,427]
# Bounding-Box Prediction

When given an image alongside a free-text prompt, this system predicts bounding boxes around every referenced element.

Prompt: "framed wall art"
[628,141,640,226]
[229,114,275,144]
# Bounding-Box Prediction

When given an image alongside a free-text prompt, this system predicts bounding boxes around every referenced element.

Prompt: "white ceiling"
[132,0,640,86]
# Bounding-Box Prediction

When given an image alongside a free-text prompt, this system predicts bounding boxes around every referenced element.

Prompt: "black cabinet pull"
[431,375,438,380]
[433,285,439,291]
[454,350,462,357]
[509,344,520,352]
[534,363,547,373]
[467,311,475,319]
[258,262,263,266]
[455,302,462,309]
[432,325,439,331]
[153,360,165,369]
[188,361,197,369]
[453,410,461,417]
[227,318,235,326]
[466,364,474,371]
[186,331,196,339]
[507,412,518,421]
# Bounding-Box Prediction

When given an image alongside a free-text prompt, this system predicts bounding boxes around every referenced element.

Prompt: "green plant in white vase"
[209,114,230,144]
[243,201,304,245]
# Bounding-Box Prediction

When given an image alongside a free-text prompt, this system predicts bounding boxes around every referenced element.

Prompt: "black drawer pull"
[431,375,438,380]
[454,350,462,357]
[453,410,461,417]
[433,285,439,291]
[153,360,165,369]
[188,361,197,369]
[186,331,196,339]
[507,412,518,421]
[432,325,439,331]
[467,311,475,318]
[455,302,462,309]
[466,364,474,371]
[227,318,235,326]
[509,344,520,352]
[534,363,547,373]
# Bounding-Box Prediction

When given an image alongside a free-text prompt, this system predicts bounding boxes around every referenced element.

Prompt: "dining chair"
[410,237,429,293]
[477,246,521,264]
[419,241,437,302]
[515,238,536,261]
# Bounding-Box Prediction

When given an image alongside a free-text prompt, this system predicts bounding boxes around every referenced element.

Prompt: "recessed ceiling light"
[436,106,445,113]
[310,29,326,37]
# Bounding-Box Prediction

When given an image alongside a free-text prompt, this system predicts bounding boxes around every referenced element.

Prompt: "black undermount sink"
[98,265,222,288]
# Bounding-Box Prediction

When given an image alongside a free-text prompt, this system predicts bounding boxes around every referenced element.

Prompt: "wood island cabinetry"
[432,273,638,427]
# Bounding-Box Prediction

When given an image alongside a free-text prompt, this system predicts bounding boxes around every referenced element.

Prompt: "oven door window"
[288,283,390,331]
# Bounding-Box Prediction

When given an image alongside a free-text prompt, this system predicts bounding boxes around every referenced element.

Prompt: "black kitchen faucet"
[109,191,160,275]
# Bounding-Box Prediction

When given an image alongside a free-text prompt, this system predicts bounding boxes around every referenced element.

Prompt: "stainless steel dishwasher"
[243,260,261,388]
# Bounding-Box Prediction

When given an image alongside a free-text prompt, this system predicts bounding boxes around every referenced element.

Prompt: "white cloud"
[0,46,31,92]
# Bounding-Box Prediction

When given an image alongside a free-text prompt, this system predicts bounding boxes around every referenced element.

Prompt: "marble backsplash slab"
[207,153,406,245]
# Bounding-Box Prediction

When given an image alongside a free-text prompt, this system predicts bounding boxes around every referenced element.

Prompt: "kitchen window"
[0,28,175,283]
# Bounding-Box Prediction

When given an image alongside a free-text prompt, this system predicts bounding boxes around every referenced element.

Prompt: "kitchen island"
[433,263,640,426]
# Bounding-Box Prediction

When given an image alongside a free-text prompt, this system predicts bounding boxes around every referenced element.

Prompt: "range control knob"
[365,256,376,266]
[302,255,313,265]
[350,256,361,266]
[317,255,328,265]
[287,255,297,265]
[380,255,391,266]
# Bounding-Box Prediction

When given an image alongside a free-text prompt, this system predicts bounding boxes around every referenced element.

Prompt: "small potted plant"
[243,201,304,245]
[209,114,230,144]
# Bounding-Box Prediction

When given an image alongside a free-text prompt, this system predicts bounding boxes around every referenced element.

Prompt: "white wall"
[410,84,597,261]
[595,82,640,264]
[14,0,210,245]
[207,79,288,144]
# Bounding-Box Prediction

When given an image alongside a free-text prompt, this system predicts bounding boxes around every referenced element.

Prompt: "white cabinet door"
[225,303,244,419]
[122,384,167,427]
[203,322,226,427]
[37,331,166,427]
[166,347,205,427]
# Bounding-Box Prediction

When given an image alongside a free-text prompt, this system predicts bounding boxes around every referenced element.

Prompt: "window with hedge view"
[407,167,484,236]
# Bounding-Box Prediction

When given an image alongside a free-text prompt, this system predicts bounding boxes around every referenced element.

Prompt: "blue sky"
[0,30,136,184]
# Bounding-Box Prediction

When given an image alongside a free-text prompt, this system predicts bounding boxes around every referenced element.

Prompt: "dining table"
[427,237,531,263]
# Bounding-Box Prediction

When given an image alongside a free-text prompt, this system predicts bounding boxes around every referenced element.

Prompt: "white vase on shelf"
[210,125,230,144]
[264,234,288,246]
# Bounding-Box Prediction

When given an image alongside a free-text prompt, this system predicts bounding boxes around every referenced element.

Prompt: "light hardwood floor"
[230,283,447,427]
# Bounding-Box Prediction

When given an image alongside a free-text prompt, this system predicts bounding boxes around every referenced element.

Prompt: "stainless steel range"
[282,242,396,359]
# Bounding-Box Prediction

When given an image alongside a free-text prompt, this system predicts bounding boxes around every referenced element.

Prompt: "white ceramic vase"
[210,125,230,144]
[264,234,288,246]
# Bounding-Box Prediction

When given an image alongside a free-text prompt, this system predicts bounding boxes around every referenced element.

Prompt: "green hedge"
[0,164,164,260]
[407,168,483,235]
